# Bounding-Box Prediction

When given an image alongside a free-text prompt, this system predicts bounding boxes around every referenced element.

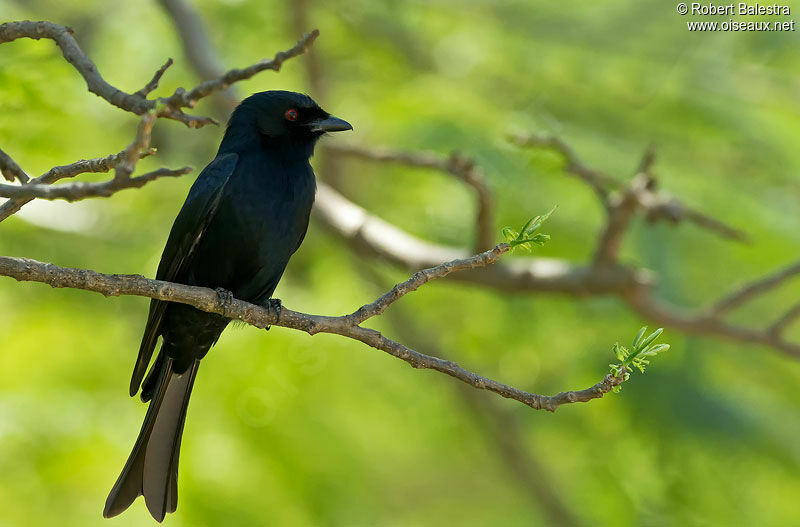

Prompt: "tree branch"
[709,260,800,317]
[3,11,796,409]
[163,29,319,112]
[344,244,510,326]
[0,21,152,113]
[314,182,653,294]
[0,148,30,183]
[593,172,651,267]
[0,20,316,211]
[134,57,174,98]
[0,252,626,412]
[157,0,239,112]
[327,144,495,251]
[0,20,317,128]
[510,132,748,242]
[0,166,191,201]
[0,148,156,221]
[313,181,800,359]
[0,112,190,203]
[351,260,581,526]
[769,303,800,337]
[625,288,800,358]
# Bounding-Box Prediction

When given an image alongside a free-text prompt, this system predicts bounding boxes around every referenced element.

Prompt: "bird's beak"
[308,115,353,133]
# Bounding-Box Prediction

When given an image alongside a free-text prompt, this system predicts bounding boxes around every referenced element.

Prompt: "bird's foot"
[215,287,234,317]
[264,298,282,331]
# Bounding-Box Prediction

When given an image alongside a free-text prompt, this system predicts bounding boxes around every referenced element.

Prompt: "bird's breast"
[189,156,316,299]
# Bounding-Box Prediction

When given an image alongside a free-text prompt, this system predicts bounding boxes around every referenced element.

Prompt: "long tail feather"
[104,355,199,522]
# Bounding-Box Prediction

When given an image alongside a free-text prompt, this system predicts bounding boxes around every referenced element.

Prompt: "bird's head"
[219,90,352,155]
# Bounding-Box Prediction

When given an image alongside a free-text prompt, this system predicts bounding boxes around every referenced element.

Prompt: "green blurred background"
[1,1,800,525]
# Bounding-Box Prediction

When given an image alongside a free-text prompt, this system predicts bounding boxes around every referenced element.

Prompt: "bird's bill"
[308,115,353,133]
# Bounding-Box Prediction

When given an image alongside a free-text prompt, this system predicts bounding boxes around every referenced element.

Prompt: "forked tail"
[103,354,199,522]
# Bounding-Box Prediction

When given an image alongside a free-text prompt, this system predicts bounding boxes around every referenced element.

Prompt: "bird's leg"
[264,298,282,331]
[215,287,235,318]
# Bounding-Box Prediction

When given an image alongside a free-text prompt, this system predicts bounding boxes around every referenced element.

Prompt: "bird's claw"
[215,287,234,317]
[264,298,282,331]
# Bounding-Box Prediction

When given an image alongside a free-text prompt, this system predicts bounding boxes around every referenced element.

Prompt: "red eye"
[285,109,298,121]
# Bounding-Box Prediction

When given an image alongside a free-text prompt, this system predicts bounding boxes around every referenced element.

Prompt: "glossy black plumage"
[103,91,351,521]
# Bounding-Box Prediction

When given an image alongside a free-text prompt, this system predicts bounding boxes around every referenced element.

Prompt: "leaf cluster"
[609,327,670,393]
[501,207,556,253]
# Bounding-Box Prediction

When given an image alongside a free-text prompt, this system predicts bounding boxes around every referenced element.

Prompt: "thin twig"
[345,244,510,325]
[0,166,191,201]
[157,0,240,112]
[626,288,800,358]
[0,149,155,221]
[166,30,320,110]
[0,20,318,128]
[510,132,748,242]
[769,304,800,337]
[353,261,581,526]
[509,133,615,208]
[0,148,30,183]
[134,58,174,97]
[710,260,800,316]
[314,182,653,294]
[314,181,800,359]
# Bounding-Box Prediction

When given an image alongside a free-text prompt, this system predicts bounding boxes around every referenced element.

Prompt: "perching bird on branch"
[103,91,352,521]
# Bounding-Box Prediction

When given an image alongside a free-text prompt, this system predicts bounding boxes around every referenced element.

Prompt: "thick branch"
[0,254,625,412]
[313,183,800,359]
[314,182,653,295]
[626,289,800,358]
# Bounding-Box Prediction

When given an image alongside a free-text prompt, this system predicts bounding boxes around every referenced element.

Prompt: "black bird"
[103,91,351,521]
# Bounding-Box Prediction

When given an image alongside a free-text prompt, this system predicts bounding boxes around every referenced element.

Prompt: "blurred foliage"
[1,0,800,525]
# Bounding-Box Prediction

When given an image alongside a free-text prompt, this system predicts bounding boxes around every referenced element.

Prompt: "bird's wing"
[128,153,239,396]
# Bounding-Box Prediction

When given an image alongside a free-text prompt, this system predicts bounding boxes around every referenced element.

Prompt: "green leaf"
[518,217,536,238]
[523,206,558,236]
[642,343,670,356]
[515,242,532,253]
[636,327,664,352]
[529,233,550,245]
[632,326,647,349]
[502,227,518,242]
[499,208,556,249]
[610,327,670,388]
